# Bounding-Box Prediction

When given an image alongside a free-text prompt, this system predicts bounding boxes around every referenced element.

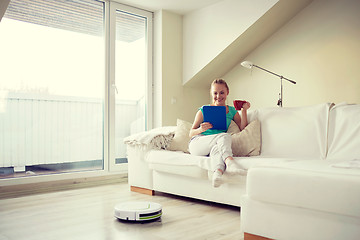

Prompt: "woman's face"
[211,83,229,106]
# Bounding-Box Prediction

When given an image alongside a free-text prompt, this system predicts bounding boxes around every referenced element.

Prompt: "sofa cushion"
[146,150,295,181]
[256,103,332,159]
[246,160,360,218]
[146,150,247,183]
[327,103,360,161]
[146,150,208,179]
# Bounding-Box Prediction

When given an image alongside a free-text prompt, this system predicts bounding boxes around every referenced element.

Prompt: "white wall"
[225,0,360,109]
[182,0,277,85]
[154,10,209,126]
[156,0,360,126]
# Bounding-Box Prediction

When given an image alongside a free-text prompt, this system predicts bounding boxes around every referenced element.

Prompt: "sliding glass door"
[0,0,105,177]
[0,0,152,178]
[108,3,153,171]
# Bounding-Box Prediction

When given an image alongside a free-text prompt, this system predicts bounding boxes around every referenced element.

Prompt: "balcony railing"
[0,92,142,169]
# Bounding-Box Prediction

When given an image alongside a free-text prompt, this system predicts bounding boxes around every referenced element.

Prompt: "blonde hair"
[211,78,229,92]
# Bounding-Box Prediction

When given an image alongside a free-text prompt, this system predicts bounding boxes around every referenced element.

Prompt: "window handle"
[112,84,118,94]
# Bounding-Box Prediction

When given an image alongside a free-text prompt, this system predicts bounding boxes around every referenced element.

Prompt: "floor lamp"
[241,61,296,107]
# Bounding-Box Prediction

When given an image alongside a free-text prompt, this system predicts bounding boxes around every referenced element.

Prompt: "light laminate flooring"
[0,182,243,240]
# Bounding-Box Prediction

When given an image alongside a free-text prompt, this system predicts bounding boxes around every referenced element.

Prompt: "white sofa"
[241,103,360,240]
[125,102,360,240]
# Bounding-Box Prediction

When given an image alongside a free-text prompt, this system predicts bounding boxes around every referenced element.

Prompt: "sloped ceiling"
[183,0,313,88]
[114,0,223,15]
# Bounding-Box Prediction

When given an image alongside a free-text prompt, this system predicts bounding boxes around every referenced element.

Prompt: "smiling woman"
[188,79,251,187]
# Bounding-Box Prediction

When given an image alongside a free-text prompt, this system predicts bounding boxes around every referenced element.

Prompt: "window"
[0,0,152,179]
[110,4,153,171]
[0,0,104,177]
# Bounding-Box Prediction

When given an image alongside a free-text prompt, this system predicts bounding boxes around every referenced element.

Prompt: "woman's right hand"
[199,122,213,133]
[189,110,212,137]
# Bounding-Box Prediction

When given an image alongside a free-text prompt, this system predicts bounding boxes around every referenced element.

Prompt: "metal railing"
[0,93,142,168]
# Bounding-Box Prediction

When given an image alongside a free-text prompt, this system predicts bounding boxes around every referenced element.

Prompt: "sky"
[0,18,146,101]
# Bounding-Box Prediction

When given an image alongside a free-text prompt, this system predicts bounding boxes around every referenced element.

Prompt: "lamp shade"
[241,61,254,69]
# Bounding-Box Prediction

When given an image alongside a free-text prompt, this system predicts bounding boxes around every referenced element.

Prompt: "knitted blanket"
[123,126,176,150]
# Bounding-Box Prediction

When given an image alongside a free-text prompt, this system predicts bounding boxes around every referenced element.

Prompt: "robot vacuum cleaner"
[114,201,162,222]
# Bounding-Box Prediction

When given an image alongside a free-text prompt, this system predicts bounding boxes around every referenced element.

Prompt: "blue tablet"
[202,106,227,130]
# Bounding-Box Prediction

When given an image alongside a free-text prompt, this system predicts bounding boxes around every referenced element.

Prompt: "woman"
[188,79,250,187]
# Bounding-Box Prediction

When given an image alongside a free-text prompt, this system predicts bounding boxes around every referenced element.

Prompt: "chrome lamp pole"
[241,61,296,107]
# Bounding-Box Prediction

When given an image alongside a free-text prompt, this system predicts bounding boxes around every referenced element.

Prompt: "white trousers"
[188,133,232,172]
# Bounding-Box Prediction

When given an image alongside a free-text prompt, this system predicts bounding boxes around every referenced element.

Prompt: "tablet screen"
[202,106,227,130]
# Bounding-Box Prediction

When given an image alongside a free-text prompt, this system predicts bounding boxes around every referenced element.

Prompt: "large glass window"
[0,0,105,178]
[0,0,153,179]
[108,3,152,171]
[114,8,150,167]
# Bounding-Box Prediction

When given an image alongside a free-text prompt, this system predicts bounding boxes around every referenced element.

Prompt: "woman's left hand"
[243,102,251,110]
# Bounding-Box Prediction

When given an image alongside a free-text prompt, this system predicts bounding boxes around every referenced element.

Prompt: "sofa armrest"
[127,145,154,190]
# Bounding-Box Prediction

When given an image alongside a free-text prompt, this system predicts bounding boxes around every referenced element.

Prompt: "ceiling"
[183,0,314,88]
[113,0,224,15]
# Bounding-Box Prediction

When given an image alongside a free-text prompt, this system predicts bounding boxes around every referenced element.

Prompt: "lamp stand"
[277,77,283,107]
[241,61,296,108]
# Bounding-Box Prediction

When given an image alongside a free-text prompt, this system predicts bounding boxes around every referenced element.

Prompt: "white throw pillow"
[228,120,261,157]
[167,119,192,153]
[257,103,332,159]
[327,103,360,161]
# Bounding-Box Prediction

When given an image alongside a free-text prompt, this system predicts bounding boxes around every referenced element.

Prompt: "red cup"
[233,100,247,110]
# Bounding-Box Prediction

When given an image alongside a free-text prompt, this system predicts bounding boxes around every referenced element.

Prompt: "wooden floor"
[0,182,243,240]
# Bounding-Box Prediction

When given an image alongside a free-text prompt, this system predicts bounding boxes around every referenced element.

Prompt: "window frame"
[0,0,154,186]
[106,1,153,172]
